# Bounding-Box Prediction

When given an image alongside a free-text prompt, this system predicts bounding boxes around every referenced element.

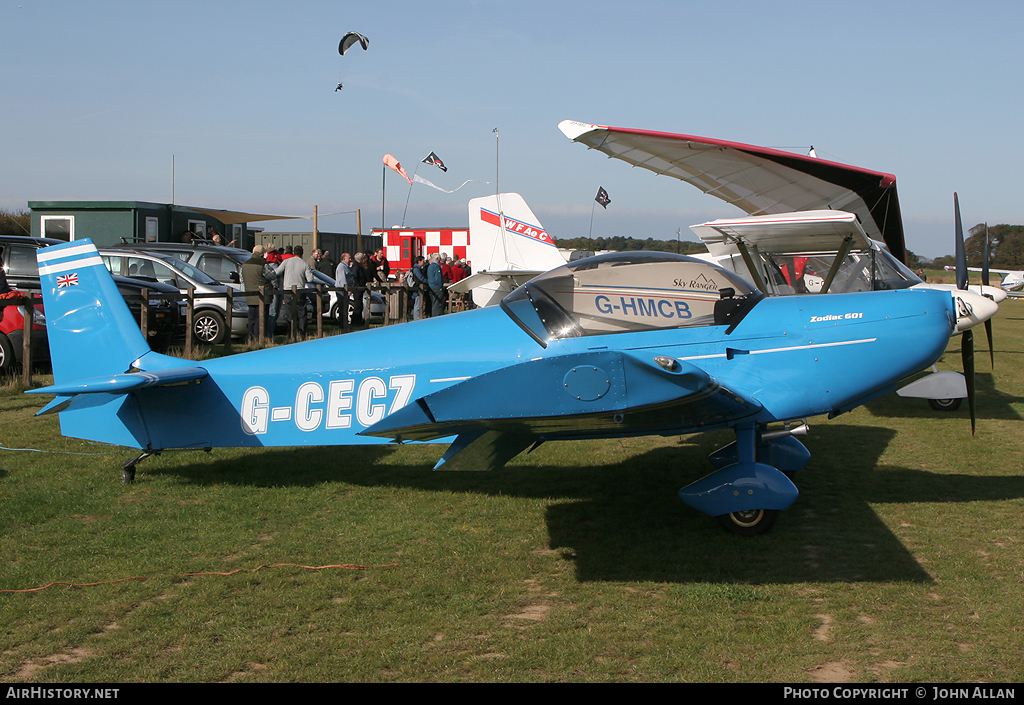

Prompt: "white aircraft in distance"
[949,265,1024,298]
[558,119,1002,412]
[448,193,567,308]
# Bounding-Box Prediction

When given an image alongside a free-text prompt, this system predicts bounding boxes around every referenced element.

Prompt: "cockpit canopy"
[501,252,759,345]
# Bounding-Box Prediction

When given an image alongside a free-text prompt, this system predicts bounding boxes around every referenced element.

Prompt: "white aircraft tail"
[464,193,566,307]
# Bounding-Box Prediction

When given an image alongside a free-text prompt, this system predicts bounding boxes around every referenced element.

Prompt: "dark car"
[0,236,184,354]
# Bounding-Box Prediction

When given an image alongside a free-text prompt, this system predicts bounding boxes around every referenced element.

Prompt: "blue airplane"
[29,240,959,534]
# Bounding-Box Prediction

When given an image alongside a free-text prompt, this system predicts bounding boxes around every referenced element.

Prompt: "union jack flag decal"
[56,273,79,288]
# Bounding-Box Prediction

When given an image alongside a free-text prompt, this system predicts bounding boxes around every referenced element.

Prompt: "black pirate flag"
[422,152,448,172]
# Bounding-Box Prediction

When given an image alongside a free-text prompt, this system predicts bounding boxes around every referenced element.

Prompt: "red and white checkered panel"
[380,229,470,269]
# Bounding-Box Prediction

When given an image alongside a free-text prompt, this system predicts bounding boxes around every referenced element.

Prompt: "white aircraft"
[558,120,1001,413]
[954,266,1024,298]
[448,193,567,308]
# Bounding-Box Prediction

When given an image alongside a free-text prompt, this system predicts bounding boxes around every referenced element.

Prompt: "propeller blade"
[982,224,991,287]
[985,318,994,370]
[980,223,995,369]
[954,193,968,291]
[963,328,976,436]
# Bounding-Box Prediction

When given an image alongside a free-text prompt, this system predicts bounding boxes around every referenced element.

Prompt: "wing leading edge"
[558,120,906,263]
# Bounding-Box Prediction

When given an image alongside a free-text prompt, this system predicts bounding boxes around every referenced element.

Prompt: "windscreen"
[763,249,921,294]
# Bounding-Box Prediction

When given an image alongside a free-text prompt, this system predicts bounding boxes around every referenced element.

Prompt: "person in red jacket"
[449,259,466,284]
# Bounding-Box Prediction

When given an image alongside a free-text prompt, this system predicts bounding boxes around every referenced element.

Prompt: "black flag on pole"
[595,186,611,209]
[422,152,448,172]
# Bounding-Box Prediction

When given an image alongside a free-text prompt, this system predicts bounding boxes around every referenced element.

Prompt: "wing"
[559,120,906,263]
[360,350,762,471]
[690,210,873,259]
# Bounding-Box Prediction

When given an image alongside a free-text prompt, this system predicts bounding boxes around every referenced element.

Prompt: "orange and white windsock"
[383,154,412,184]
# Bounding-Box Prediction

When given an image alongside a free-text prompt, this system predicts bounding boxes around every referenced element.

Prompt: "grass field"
[1,303,1022,683]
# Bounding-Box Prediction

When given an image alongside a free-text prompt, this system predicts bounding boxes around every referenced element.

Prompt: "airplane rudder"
[36,239,151,384]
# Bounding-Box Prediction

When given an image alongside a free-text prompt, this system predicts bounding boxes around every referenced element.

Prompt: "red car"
[0,293,46,374]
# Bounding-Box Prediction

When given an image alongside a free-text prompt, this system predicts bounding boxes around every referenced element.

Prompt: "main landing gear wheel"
[928,397,962,411]
[717,509,780,536]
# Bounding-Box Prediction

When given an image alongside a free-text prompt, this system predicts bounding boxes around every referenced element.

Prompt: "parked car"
[105,241,247,288]
[0,295,46,373]
[97,249,248,344]
[0,236,183,363]
[111,277,184,352]
[108,242,387,329]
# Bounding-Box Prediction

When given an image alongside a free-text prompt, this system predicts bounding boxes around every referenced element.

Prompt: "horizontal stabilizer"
[447,270,544,295]
[34,393,124,417]
[29,366,209,408]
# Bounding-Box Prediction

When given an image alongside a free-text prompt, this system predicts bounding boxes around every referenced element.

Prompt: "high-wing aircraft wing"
[558,120,906,263]
[690,210,873,259]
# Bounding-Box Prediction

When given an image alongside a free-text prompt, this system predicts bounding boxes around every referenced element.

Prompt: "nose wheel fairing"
[679,424,803,533]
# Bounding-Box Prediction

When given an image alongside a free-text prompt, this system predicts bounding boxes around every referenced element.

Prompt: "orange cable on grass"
[2,562,398,593]
[2,576,147,593]
[185,562,399,576]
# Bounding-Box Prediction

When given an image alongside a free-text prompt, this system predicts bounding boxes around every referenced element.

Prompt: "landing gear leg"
[716,426,781,536]
[122,451,155,484]
[678,423,798,535]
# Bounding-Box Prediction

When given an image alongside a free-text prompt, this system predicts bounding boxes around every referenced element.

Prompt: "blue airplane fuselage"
[53,287,953,453]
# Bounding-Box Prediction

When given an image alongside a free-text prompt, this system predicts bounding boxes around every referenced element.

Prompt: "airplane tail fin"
[467,193,564,273]
[465,193,566,307]
[36,239,153,385]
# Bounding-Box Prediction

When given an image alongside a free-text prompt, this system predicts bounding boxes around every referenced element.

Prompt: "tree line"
[0,208,30,236]
[556,235,707,255]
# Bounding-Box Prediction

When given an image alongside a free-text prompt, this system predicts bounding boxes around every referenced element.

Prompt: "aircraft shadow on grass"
[867,370,1024,421]
[144,423,1024,585]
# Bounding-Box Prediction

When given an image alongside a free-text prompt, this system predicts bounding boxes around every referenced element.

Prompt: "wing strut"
[819,235,855,294]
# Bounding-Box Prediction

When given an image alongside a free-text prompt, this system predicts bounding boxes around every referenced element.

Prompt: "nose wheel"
[717,509,780,536]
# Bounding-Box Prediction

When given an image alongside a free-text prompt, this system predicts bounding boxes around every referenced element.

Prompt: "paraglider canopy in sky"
[339,31,369,55]
[336,31,369,91]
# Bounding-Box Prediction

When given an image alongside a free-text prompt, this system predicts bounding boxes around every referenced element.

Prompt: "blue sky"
[3,0,1021,257]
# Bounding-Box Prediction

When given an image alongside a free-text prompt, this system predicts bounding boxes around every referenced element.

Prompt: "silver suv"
[105,242,248,289]
[98,249,248,344]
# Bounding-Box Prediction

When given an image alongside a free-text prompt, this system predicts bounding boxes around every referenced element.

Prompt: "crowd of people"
[403,252,472,320]
[240,243,402,343]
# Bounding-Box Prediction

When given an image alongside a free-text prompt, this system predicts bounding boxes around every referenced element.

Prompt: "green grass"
[1,306,1023,682]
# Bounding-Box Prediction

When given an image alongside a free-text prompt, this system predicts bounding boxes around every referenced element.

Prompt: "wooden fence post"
[139,288,149,341]
[224,289,233,355]
[289,285,298,341]
[258,286,266,343]
[185,286,194,358]
[21,295,33,387]
[315,284,323,338]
